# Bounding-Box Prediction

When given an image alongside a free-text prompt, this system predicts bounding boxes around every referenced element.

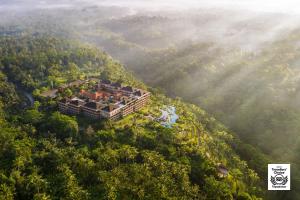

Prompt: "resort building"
[58,80,150,120]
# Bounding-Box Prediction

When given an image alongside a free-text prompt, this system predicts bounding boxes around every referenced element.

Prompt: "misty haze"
[0,0,300,200]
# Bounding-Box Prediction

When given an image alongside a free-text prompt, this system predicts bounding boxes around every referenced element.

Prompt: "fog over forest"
[3,0,300,14]
[1,0,300,199]
[2,0,300,50]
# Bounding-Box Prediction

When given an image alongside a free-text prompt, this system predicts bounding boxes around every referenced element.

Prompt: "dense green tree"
[47,112,78,139]
[0,35,262,200]
[23,102,44,125]
[204,176,233,200]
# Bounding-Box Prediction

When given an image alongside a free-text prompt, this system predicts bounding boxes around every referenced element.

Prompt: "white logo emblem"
[268,164,290,190]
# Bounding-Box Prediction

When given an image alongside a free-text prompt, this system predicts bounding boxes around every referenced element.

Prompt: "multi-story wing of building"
[58,80,150,120]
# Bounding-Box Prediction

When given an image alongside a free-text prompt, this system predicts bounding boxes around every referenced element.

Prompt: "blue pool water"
[159,106,178,128]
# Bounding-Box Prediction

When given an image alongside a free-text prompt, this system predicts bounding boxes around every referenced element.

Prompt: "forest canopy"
[0,35,264,199]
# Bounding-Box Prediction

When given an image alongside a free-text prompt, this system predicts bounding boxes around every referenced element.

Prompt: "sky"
[1,0,300,15]
[95,0,300,14]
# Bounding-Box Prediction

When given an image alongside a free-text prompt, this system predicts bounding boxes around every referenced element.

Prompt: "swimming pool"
[159,106,179,128]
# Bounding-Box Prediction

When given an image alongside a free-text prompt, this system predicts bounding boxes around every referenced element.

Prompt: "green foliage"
[0,36,107,90]
[0,71,19,106]
[204,176,233,200]
[0,36,262,199]
[62,88,73,98]
[47,112,79,139]
[237,192,252,200]
[79,16,300,199]
[23,103,44,125]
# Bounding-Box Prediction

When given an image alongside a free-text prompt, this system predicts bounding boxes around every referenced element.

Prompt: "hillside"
[97,22,300,200]
[17,8,299,199]
[0,36,265,200]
